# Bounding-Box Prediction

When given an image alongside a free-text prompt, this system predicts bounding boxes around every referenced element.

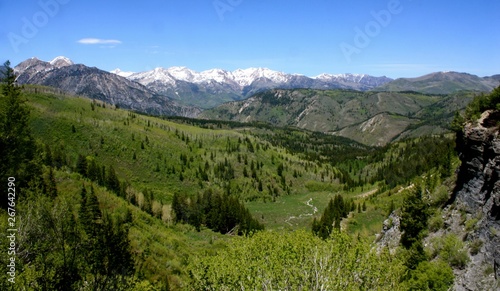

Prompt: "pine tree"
[400,186,429,249]
[0,61,39,209]
[45,167,58,199]
[44,143,54,166]
[79,184,91,233]
[76,154,88,177]
[106,165,121,195]
[86,185,102,229]
[172,192,188,223]
[86,159,101,183]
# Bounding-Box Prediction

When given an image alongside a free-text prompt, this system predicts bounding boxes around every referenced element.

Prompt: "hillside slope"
[375,71,499,94]
[200,89,476,146]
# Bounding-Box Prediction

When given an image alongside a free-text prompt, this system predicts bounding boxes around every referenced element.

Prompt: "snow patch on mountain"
[129,67,177,85]
[110,68,135,78]
[50,56,74,68]
[130,66,299,88]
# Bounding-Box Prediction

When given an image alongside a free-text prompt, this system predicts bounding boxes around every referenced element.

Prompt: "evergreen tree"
[86,159,101,183]
[0,61,39,209]
[79,184,93,236]
[44,167,58,199]
[106,165,121,195]
[400,186,429,249]
[172,192,189,223]
[44,143,54,166]
[76,154,88,177]
[313,195,348,239]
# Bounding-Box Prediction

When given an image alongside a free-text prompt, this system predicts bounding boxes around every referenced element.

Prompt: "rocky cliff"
[375,109,500,290]
[448,110,500,290]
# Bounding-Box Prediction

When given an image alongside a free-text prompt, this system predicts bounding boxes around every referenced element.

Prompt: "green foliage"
[1,83,477,288]
[172,189,264,235]
[0,61,41,209]
[400,186,430,249]
[312,194,349,239]
[3,184,135,290]
[429,233,469,269]
[454,86,500,129]
[428,212,444,232]
[188,230,404,290]
[469,239,483,255]
[404,260,454,291]
[371,136,455,189]
[429,184,450,207]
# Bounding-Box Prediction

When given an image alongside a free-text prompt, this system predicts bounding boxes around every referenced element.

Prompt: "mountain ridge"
[200,88,477,146]
[375,71,499,94]
[116,65,499,109]
[124,65,393,108]
[14,57,201,117]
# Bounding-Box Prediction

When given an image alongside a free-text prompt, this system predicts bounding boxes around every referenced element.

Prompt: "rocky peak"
[50,56,74,68]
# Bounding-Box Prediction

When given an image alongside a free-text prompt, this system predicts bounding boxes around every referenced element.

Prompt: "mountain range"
[375,71,500,94]
[11,56,499,145]
[14,56,395,110]
[14,57,201,117]
[124,66,393,109]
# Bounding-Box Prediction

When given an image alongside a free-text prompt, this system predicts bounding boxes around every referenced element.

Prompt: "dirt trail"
[355,188,378,199]
[285,198,318,226]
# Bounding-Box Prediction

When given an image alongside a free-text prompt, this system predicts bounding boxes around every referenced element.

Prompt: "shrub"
[429,185,449,207]
[431,233,469,269]
[465,217,479,231]
[453,86,500,132]
[405,260,454,291]
[428,213,444,232]
[188,230,405,290]
[469,239,483,255]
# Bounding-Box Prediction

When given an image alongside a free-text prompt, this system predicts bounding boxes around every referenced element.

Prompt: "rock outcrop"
[449,110,500,290]
[376,211,401,254]
[374,110,500,290]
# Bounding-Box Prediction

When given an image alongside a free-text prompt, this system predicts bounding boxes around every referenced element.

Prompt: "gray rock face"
[450,110,500,290]
[376,212,401,255]
[375,110,500,290]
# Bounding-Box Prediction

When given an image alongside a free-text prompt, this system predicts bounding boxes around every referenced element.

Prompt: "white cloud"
[77,38,122,45]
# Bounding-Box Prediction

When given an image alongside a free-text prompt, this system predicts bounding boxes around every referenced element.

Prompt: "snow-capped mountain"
[129,67,299,87]
[110,68,135,78]
[50,56,74,68]
[122,66,393,108]
[14,57,201,117]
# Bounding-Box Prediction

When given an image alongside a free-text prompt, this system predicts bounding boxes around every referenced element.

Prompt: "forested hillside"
[200,88,476,146]
[1,61,498,290]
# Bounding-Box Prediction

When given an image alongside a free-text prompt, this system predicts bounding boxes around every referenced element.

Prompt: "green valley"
[2,59,499,289]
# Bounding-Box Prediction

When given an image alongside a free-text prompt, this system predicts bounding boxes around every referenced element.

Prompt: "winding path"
[285,198,318,226]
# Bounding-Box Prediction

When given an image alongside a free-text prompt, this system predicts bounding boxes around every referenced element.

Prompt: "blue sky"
[1,0,499,78]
